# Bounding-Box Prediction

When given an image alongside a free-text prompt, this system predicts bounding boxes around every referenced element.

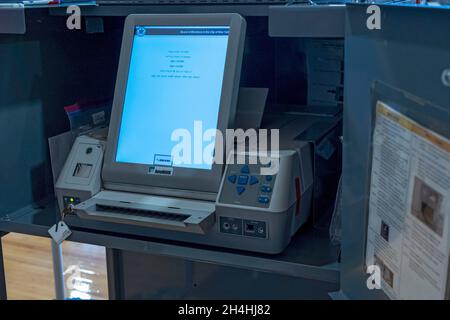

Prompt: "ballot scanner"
[54,13,336,254]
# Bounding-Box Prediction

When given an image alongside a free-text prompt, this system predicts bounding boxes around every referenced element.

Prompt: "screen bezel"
[102,14,246,197]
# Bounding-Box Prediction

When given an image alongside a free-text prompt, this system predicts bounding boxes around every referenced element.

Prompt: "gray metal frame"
[0,7,26,34]
[0,232,7,300]
[269,4,345,38]
[106,248,124,300]
[102,13,246,199]
[51,241,65,300]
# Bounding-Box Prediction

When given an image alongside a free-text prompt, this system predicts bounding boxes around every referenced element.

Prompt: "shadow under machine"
[55,13,341,254]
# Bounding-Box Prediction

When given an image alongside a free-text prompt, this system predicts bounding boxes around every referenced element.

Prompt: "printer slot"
[73,163,93,178]
[95,204,190,222]
[75,196,216,235]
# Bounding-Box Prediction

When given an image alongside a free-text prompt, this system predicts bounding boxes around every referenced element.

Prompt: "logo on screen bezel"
[148,165,174,176]
[136,26,146,37]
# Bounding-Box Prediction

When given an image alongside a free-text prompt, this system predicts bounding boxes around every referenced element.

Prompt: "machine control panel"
[219,163,276,208]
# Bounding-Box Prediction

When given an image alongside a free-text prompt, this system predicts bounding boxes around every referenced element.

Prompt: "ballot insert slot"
[73,163,93,178]
[95,203,190,222]
[75,195,216,234]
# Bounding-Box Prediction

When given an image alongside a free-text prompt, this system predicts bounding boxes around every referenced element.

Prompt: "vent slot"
[95,204,190,222]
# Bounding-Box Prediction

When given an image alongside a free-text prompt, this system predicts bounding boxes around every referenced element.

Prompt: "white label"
[48,221,72,244]
[92,111,106,125]
[148,165,173,176]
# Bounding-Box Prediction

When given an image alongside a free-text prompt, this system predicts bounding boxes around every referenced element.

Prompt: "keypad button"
[238,175,248,185]
[236,186,246,195]
[227,175,237,184]
[258,195,270,204]
[249,176,259,185]
[261,185,272,193]
[240,165,250,174]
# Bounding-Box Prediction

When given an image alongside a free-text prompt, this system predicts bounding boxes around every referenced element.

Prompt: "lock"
[441,69,450,87]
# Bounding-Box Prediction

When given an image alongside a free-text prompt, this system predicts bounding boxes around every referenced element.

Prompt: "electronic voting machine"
[55,13,315,254]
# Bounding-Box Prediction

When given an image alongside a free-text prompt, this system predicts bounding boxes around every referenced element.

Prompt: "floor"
[1,233,109,300]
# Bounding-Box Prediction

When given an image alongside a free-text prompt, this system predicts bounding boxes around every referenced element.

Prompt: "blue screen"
[116,26,230,170]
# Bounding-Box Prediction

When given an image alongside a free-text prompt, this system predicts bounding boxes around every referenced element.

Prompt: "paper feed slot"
[75,198,215,234]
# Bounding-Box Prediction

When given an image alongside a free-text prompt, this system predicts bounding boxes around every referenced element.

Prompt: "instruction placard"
[366,101,450,299]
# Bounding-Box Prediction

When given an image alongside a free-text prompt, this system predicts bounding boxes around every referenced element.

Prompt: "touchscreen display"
[115,26,230,170]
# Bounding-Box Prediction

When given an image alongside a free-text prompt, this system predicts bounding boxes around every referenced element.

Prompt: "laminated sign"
[366,101,450,299]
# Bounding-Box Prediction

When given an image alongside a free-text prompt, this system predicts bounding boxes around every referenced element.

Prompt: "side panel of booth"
[0,14,123,227]
[341,4,450,299]
[0,33,50,217]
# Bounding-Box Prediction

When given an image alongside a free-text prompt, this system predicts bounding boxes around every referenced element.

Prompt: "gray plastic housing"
[55,135,105,213]
[216,148,313,240]
[74,148,312,254]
